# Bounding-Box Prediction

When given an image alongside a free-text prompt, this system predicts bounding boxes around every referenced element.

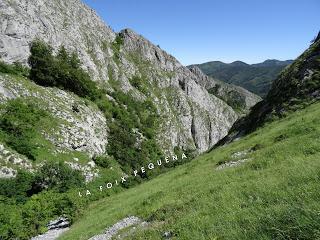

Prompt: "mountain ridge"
[190,59,293,97]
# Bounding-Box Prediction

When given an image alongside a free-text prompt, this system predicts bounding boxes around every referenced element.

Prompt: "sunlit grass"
[60,102,320,240]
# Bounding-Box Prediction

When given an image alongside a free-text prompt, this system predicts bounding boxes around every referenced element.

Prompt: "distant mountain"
[190,59,293,97]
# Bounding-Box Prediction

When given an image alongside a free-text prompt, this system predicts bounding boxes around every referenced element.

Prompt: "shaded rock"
[188,65,261,113]
[47,217,70,230]
[162,231,173,239]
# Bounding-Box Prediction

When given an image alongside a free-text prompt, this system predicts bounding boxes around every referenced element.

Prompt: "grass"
[59,101,320,240]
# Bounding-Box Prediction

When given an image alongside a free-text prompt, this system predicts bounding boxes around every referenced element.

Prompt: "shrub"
[0,203,26,239]
[129,75,149,95]
[112,35,124,51]
[0,161,84,200]
[110,35,124,65]
[20,190,83,239]
[32,161,84,193]
[0,163,86,239]
[93,155,114,168]
[0,61,29,77]
[0,170,34,203]
[101,88,163,173]
[0,99,49,160]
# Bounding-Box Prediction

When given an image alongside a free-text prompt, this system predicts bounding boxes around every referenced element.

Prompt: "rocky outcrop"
[0,166,17,178]
[0,73,108,157]
[47,217,70,230]
[0,143,33,177]
[0,0,260,157]
[31,217,70,240]
[89,216,148,240]
[116,29,240,153]
[0,73,106,179]
[31,228,69,240]
[188,65,261,113]
[66,160,99,182]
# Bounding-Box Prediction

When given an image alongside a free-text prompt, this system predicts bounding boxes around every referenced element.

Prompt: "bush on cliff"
[28,40,99,100]
[0,98,49,160]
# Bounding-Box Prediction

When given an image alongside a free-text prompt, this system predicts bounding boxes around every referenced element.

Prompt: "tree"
[28,40,100,100]
[28,40,56,86]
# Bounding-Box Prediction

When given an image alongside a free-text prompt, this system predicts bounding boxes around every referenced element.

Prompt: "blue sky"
[83,0,319,65]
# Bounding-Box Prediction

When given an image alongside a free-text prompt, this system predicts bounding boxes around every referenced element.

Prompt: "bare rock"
[0,166,17,178]
[89,216,148,240]
[31,228,69,240]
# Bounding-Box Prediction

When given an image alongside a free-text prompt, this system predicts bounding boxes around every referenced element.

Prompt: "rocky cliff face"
[0,0,115,81]
[0,0,260,175]
[188,66,261,113]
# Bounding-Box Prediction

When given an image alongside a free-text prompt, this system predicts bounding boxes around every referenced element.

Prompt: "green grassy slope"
[60,101,320,240]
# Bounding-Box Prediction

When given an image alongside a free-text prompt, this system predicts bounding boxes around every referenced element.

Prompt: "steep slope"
[191,59,293,97]
[220,35,320,143]
[59,101,320,240]
[0,0,261,158]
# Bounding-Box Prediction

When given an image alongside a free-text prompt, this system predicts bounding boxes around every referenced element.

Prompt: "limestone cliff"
[188,65,261,113]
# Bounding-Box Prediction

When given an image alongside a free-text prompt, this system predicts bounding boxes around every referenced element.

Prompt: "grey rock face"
[0,0,258,156]
[118,29,239,153]
[188,66,261,113]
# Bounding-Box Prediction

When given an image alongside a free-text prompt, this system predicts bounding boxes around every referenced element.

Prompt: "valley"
[0,0,319,239]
